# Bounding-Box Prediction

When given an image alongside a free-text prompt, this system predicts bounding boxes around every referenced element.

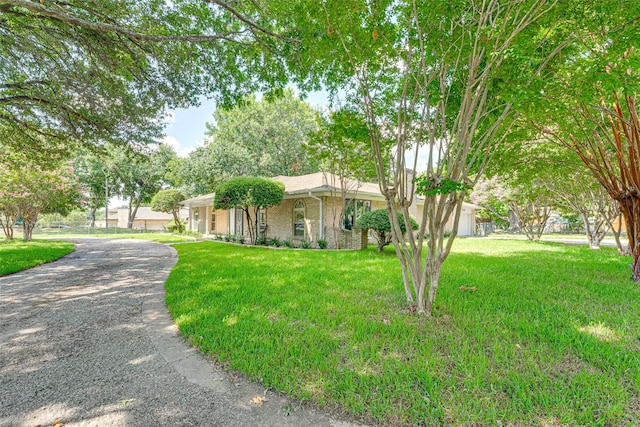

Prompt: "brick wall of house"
[324,227,368,250]
[212,208,228,235]
[202,195,378,249]
[266,198,321,244]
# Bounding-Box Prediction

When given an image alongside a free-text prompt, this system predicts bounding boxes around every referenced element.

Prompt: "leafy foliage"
[0,161,82,241]
[357,209,418,252]
[204,89,319,181]
[0,0,295,161]
[107,143,176,228]
[414,176,469,197]
[284,0,589,315]
[307,107,377,182]
[214,176,285,245]
[151,189,186,233]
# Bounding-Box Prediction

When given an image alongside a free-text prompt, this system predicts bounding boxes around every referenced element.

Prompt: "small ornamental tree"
[214,177,284,244]
[357,209,418,253]
[151,189,186,233]
[7,165,82,241]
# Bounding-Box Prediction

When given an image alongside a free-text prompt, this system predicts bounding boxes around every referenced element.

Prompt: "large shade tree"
[1,0,296,159]
[72,150,120,227]
[204,89,319,180]
[107,144,176,229]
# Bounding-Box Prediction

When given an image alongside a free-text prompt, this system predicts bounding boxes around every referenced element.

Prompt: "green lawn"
[166,240,640,427]
[0,239,75,276]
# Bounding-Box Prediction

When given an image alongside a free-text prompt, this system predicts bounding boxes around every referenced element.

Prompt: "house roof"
[180,172,480,211]
[117,206,188,221]
[272,172,385,200]
[180,172,386,206]
[180,192,216,207]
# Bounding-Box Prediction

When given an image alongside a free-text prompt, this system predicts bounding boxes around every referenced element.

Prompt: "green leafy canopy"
[214,177,285,211]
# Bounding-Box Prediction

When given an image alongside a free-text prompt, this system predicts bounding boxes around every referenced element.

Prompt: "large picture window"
[293,200,305,238]
[343,199,372,230]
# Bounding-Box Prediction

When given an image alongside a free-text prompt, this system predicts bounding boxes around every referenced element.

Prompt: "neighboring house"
[181,172,479,249]
[93,209,118,229]
[115,206,189,230]
[95,207,188,230]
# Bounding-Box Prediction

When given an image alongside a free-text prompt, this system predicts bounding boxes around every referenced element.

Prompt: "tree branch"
[2,0,293,43]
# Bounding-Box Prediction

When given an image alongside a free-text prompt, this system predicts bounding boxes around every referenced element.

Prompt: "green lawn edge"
[165,239,640,427]
[0,239,75,276]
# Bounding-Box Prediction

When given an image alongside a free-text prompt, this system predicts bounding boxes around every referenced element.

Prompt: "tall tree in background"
[108,144,176,229]
[204,89,319,180]
[72,150,119,227]
[166,147,219,197]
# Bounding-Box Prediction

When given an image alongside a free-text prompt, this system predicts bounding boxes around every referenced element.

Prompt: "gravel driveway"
[0,238,363,427]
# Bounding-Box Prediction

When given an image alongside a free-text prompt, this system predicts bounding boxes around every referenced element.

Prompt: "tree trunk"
[128,197,142,229]
[579,212,605,249]
[244,207,257,245]
[22,215,37,242]
[619,197,640,281]
[605,212,631,256]
[391,239,413,303]
[1,212,15,240]
[507,209,521,233]
[172,211,181,233]
[89,197,98,228]
[422,259,442,316]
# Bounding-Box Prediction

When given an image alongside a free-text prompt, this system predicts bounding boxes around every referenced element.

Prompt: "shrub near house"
[357,209,418,252]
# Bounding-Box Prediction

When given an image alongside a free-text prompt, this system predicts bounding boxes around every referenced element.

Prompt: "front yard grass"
[0,239,75,276]
[166,240,640,427]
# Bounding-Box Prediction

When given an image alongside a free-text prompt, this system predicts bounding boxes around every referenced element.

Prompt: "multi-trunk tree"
[292,0,579,315]
[544,95,640,280]
[0,158,81,241]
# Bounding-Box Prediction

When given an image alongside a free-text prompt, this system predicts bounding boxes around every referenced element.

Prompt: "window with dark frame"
[343,199,371,230]
[293,200,305,237]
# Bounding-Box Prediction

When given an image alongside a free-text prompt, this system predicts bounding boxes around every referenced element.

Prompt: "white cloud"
[164,111,176,124]
[159,135,195,158]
